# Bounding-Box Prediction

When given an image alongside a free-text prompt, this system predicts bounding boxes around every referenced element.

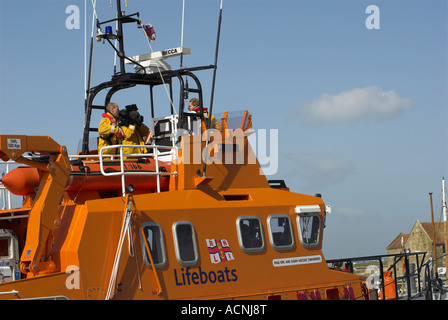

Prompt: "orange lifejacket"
[192,107,222,130]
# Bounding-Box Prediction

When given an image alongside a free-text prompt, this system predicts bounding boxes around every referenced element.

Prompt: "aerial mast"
[82,0,141,154]
[202,0,223,177]
[116,0,126,74]
[443,177,447,222]
[443,177,448,279]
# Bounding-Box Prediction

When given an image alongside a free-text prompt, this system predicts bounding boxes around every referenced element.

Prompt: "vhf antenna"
[202,0,223,177]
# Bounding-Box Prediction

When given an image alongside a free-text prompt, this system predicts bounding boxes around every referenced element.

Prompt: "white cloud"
[295,86,413,126]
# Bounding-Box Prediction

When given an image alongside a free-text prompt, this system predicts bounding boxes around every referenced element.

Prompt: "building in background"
[387,220,446,276]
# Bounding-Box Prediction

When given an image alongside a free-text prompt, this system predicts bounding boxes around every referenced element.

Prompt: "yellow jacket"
[122,123,150,155]
[98,112,125,155]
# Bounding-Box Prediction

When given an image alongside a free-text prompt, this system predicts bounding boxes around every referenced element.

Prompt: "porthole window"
[173,221,198,266]
[139,222,166,268]
[267,214,294,250]
[298,214,321,248]
[236,216,265,252]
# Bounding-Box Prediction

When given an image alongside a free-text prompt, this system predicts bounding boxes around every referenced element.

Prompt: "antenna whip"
[202,0,223,177]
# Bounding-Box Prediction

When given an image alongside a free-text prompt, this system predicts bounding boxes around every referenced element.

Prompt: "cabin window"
[173,221,199,266]
[0,238,9,257]
[139,222,166,268]
[236,216,265,252]
[267,214,294,250]
[298,214,321,248]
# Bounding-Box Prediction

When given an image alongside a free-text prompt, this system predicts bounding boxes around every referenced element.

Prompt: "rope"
[105,196,133,300]
[127,215,143,290]
[136,215,163,294]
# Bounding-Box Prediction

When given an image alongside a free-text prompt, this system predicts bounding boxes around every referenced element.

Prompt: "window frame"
[236,215,265,253]
[297,213,321,248]
[139,222,167,269]
[267,214,295,251]
[172,221,199,266]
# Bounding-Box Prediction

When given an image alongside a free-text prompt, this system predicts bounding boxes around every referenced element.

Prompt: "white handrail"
[98,144,178,196]
[0,290,18,296]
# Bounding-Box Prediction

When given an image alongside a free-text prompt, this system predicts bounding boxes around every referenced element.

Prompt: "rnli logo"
[206,239,235,264]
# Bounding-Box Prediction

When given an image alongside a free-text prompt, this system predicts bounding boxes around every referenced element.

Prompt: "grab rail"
[0,290,18,296]
[98,144,178,195]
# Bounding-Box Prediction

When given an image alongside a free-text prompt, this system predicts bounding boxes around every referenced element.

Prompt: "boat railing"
[327,251,443,300]
[96,144,178,195]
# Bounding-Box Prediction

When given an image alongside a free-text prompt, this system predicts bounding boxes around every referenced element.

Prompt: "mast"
[443,177,448,278]
[202,0,223,177]
[116,0,126,74]
[82,0,141,154]
[443,177,447,222]
[180,0,186,69]
[429,192,438,277]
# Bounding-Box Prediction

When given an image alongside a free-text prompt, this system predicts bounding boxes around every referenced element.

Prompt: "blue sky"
[0,0,447,259]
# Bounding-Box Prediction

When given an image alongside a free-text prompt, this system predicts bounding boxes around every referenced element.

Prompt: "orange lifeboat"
[1,159,171,196]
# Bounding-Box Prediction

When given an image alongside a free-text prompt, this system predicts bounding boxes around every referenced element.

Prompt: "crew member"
[119,104,150,155]
[98,102,125,155]
[188,98,222,130]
